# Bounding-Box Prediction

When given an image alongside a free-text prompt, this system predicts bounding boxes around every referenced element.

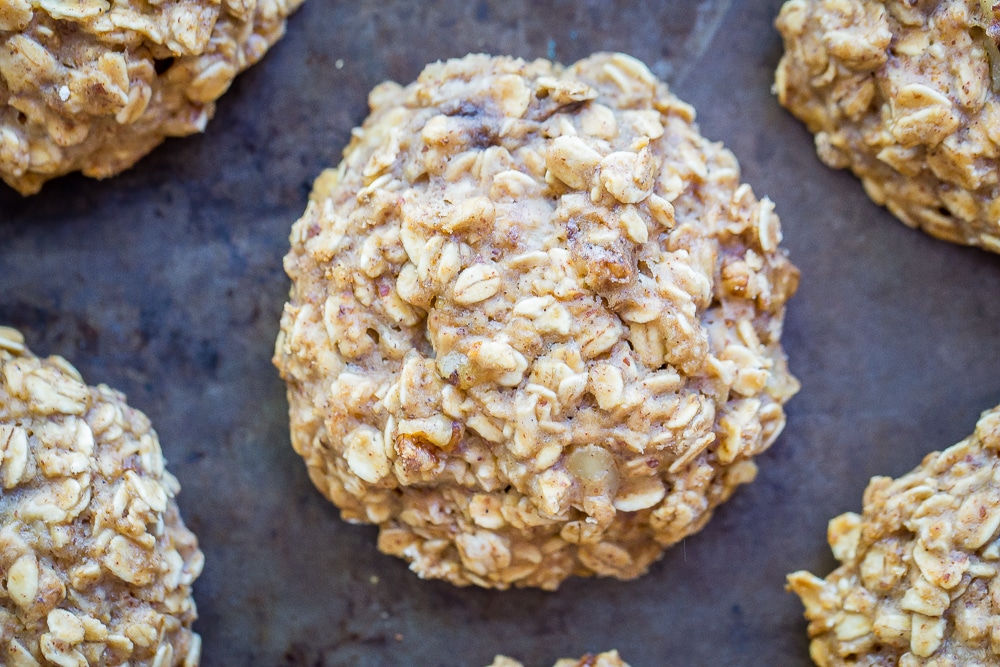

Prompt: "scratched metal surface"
[4,1,1000,665]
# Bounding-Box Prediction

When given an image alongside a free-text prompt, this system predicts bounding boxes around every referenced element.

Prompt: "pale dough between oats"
[0,327,203,667]
[789,405,1000,666]
[0,0,303,195]
[775,0,1000,252]
[274,52,799,590]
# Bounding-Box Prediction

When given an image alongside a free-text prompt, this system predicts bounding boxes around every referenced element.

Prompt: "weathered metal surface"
[4,1,1000,665]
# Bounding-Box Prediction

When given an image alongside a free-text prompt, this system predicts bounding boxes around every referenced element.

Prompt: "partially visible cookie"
[775,0,1000,252]
[788,405,1000,666]
[0,327,203,667]
[275,53,799,590]
[489,651,630,667]
[0,0,303,195]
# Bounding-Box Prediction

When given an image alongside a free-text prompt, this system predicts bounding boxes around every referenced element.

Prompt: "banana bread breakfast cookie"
[0,0,303,195]
[789,405,1000,666]
[489,651,629,667]
[274,52,799,590]
[0,327,203,667]
[775,0,1000,252]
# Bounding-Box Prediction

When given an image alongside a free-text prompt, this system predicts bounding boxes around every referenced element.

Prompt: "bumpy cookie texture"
[775,0,1000,252]
[489,651,630,667]
[789,406,1000,666]
[275,53,799,590]
[0,327,203,667]
[0,0,303,195]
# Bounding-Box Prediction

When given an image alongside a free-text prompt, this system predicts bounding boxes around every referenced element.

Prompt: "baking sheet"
[4,1,1000,664]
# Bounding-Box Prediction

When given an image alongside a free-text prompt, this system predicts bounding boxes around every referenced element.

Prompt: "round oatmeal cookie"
[0,327,203,667]
[488,651,630,667]
[775,0,1000,252]
[274,52,799,590]
[789,405,1000,666]
[0,0,303,195]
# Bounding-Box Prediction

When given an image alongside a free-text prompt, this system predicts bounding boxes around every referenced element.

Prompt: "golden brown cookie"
[0,0,303,195]
[0,327,203,666]
[775,0,1000,252]
[789,405,1000,666]
[489,650,630,667]
[274,53,799,590]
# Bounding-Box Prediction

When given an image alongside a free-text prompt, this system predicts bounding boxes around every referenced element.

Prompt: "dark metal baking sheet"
[4,1,1000,665]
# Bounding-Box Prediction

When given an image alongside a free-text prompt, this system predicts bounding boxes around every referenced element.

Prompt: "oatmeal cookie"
[775,0,1000,252]
[0,0,303,195]
[274,53,799,590]
[789,405,1000,666]
[488,651,630,667]
[0,327,203,667]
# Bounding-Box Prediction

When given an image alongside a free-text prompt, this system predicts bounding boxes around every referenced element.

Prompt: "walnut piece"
[788,404,1000,666]
[0,326,203,667]
[275,53,800,590]
[0,0,303,195]
[775,0,1000,253]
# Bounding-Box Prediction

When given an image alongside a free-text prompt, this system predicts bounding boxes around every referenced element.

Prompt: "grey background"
[3,1,1000,665]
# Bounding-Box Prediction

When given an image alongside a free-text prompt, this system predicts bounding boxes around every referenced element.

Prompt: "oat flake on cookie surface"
[0,327,203,667]
[775,0,1000,252]
[274,52,800,590]
[789,405,1000,666]
[0,0,303,195]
